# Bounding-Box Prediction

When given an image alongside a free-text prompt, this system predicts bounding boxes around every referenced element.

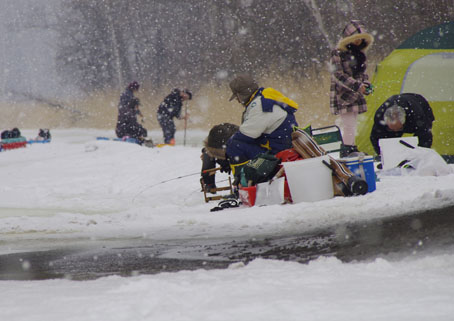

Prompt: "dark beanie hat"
[128,81,140,91]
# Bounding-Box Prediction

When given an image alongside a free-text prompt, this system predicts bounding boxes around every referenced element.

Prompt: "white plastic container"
[379,136,419,170]
[283,156,334,203]
[254,177,286,206]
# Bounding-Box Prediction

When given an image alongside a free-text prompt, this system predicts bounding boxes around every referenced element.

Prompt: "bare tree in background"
[54,0,454,95]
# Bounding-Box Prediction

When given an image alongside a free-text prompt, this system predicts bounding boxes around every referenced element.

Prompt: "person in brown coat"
[329,20,374,157]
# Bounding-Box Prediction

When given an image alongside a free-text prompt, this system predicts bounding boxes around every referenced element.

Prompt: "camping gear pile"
[0,128,51,152]
[237,129,371,207]
[204,125,453,210]
[203,128,374,210]
[0,128,26,151]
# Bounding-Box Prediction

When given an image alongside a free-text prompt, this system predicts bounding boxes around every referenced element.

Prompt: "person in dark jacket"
[370,93,435,155]
[157,88,192,145]
[115,81,147,140]
[201,123,239,193]
[118,81,140,112]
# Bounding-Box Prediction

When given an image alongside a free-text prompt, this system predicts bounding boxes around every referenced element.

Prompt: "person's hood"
[336,20,374,52]
[204,123,239,160]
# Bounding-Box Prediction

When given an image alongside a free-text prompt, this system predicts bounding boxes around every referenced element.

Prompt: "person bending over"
[370,93,434,155]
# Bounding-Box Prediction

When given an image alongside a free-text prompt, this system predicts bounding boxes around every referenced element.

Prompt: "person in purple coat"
[115,81,147,140]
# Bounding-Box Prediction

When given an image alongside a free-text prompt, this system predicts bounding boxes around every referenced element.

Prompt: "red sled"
[1,137,27,151]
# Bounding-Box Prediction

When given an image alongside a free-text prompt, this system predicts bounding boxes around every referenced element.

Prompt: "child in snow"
[329,20,374,157]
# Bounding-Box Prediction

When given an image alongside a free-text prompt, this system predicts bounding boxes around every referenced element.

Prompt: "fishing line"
[131,171,200,203]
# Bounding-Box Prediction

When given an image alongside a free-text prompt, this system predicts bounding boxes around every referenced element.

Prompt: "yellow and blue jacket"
[226,87,299,165]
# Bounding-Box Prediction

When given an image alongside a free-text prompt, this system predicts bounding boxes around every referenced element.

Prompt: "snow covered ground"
[1,128,454,321]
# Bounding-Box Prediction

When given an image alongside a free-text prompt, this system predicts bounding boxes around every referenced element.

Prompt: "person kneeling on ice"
[226,73,299,185]
[201,123,239,193]
[115,81,148,141]
[370,93,435,156]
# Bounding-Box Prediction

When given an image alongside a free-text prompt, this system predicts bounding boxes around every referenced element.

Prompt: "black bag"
[1,128,21,139]
[11,128,21,138]
[39,129,51,140]
[1,130,9,139]
[242,153,280,185]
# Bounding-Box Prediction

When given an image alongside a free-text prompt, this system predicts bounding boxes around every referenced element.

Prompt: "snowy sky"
[1,129,454,321]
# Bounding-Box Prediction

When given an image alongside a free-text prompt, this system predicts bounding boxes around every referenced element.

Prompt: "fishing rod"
[183,101,188,146]
[132,167,222,202]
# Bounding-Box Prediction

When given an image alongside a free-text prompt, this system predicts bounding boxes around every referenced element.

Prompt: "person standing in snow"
[156,88,192,145]
[370,93,435,155]
[226,73,299,179]
[329,20,374,157]
[115,81,148,140]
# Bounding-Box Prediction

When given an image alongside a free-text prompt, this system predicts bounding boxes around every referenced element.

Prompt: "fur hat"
[337,20,374,52]
[204,123,239,160]
[229,74,259,104]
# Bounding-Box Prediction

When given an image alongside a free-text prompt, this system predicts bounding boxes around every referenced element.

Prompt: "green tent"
[356,21,454,158]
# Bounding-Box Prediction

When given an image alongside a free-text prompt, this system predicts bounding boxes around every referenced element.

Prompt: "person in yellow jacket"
[226,73,299,175]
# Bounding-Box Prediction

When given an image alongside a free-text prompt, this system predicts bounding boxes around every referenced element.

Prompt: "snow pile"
[2,255,454,321]
[1,128,454,320]
[1,129,454,246]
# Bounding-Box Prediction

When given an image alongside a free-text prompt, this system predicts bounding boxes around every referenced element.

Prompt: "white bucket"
[283,156,334,203]
[379,137,419,170]
[255,177,285,206]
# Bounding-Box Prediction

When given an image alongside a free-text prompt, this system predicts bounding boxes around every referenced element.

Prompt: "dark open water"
[1,204,454,280]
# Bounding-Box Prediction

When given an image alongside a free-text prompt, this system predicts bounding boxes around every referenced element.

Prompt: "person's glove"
[364,83,374,95]
[217,159,231,174]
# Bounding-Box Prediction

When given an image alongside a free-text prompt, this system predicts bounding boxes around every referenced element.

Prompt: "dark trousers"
[226,138,268,165]
[201,148,216,187]
[157,114,176,144]
[115,123,147,140]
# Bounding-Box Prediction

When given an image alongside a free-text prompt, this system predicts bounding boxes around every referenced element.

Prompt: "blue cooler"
[340,156,376,193]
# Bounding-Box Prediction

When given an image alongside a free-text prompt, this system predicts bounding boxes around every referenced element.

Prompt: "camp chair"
[311,125,343,154]
[200,167,234,203]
